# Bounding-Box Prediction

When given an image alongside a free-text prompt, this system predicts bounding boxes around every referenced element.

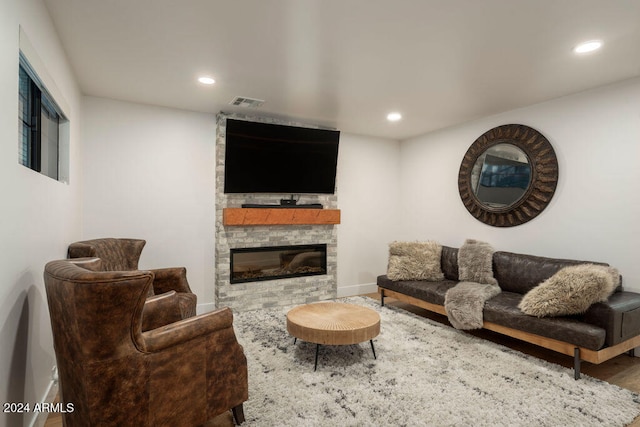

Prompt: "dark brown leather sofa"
[44,257,248,426]
[378,246,640,379]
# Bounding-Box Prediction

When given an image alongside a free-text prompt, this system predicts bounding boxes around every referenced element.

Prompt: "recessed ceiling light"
[387,112,402,122]
[198,76,215,85]
[573,40,603,54]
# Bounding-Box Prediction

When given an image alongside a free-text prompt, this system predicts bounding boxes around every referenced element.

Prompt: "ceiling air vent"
[229,96,265,108]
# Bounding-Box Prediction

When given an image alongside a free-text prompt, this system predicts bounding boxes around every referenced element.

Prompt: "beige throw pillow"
[519,264,620,317]
[387,241,444,281]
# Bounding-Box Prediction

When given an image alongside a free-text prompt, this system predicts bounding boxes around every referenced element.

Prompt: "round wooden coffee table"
[286,302,381,370]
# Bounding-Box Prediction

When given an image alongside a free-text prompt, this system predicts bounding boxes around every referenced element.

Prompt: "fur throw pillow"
[519,264,620,317]
[387,241,444,281]
[457,239,497,286]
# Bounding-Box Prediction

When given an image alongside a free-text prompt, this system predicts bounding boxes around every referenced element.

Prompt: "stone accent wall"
[215,113,338,311]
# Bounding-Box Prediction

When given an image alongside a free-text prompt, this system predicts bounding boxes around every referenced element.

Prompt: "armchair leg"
[232,404,245,425]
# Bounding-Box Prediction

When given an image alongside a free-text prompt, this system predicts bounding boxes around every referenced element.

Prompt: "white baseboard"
[337,282,378,298]
[29,376,58,427]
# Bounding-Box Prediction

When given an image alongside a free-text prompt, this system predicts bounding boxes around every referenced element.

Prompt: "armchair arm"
[138,307,235,353]
[67,241,97,259]
[142,291,183,331]
[150,267,193,294]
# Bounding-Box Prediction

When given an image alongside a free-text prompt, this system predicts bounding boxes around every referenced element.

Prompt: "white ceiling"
[44,0,640,140]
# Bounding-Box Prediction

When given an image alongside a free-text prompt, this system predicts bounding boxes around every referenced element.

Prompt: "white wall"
[399,77,640,292]
[81,99,400,303]
[336,134,401,296]
[81,97,217,311]
[0,0,82,426]
[85,78,640,304]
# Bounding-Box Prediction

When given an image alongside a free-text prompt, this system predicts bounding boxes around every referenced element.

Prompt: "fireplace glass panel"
[230,244,327,284]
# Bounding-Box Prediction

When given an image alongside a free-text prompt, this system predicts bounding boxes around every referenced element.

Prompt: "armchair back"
[67,238,197,317]
[67,238,145,271]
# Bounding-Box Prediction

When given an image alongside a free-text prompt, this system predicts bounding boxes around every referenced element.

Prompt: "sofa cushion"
[519,264,620,317]
[483,292,607,350]
[457,239,497,285]
[378,275,457,306]
[387,241,445,281]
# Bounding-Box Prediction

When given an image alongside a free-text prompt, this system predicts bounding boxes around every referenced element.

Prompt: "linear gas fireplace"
[230,244,327,284]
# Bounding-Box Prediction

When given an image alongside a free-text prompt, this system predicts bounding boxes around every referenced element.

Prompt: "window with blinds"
[18,54,66,181]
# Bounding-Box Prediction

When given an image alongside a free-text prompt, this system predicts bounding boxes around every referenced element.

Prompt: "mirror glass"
[470,143,531,208]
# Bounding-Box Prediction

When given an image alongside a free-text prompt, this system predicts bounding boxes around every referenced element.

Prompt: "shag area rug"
[233,296,640,426]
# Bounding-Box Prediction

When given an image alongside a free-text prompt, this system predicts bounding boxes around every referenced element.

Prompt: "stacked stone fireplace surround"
[215,113,338,311]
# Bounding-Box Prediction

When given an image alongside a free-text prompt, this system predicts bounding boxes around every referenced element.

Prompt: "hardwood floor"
[45,293,640,426]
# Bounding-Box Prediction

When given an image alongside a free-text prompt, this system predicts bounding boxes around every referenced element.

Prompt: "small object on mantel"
[223,208,340,226]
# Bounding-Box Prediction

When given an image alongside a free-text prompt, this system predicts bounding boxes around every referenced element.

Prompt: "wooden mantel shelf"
[223,208,341,226]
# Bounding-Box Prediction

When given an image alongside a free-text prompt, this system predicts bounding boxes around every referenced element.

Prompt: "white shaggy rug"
[232,296,640,426]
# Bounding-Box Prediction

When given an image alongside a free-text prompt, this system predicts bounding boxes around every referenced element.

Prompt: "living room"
[2,0,640,426]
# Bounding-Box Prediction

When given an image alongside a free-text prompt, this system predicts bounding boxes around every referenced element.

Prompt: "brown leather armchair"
[44,258,248,426]
[67,238,197,318]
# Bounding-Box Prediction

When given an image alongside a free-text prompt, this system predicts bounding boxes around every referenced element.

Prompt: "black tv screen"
[224,119,340,194]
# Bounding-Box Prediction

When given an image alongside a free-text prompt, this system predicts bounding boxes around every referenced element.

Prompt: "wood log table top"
[286,302,381,346]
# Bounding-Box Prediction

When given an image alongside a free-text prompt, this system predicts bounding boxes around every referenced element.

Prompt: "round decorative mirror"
[458,124,558,227]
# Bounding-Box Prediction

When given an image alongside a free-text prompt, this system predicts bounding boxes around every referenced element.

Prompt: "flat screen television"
[224,119,340,194]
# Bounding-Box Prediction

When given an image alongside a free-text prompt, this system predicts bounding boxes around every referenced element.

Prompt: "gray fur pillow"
[457,239,497,286]
[519,264,620,317]
[387,241,444,281]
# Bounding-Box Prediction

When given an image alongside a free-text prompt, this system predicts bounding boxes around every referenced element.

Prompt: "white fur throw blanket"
[445,240,501,330]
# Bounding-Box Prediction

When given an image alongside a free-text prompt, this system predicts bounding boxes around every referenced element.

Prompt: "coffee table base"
[293,338,377,371]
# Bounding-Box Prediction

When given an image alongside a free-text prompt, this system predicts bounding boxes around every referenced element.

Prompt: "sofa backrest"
[440,246,616,295]
[441,246,459,281]
[492,251,610,294]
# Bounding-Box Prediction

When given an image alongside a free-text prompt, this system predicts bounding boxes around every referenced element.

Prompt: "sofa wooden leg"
[573,348,581,380]
[232,404,245,425]
[380,289,385,307]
